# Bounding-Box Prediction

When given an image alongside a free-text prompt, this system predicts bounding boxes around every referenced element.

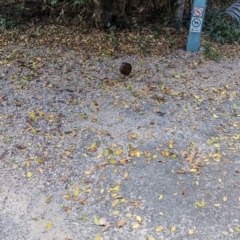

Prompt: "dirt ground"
[0,43,240,240]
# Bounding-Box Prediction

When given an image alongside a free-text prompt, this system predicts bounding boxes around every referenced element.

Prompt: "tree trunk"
[92,0,130,29]
[172,0,185,22]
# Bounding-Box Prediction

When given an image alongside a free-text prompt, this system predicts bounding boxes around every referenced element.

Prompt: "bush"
[203,5,240,44]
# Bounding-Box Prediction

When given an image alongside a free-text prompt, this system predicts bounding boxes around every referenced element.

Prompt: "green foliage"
[202,41,221,62]
[203,6,240,44]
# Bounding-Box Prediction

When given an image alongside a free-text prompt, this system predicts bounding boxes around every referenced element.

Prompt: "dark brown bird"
[120,62,132,76]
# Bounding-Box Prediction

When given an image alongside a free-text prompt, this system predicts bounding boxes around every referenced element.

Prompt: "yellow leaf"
[126,213,132,218]
[27,172,33,178]
[29,111,37,121]
[218,178,222,183]
[109,159,117,164]
[195,181,199,186]
[152,154,158,159]
[212,153,221,162]
[195,200,206,207]
[174,74,181,78]
[109,185,120,192]
[213,114,219,118]
[213,203,220,207]
[159,212,164,216]
[136,216,142,223]
[130,150,141,157]
[147,236,156,240]
[128,133,138,140]
[103,149,109,157]
[132,223,140,229]
[124,172,129,179]
[189,168,197,173]
[223,196,227,202]
[170,226,176,232]
[45,222,52,229]
[156,226,164,232]
[168,141,174,149]
[94,215,100,225]
[236,226,240,232]
[88,142,97,152]
[100,188,104,194]
[73,185,79,196]
[159,194,163,200]
[115,149,123,156]
[95,234,102,240]
[112,199,119,207]
[112,143,118,148]
[84,170,93,175]
[113,210,120,215]
[82,153,88,157]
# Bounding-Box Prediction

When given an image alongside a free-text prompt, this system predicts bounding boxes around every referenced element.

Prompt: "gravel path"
[0,46,239,240]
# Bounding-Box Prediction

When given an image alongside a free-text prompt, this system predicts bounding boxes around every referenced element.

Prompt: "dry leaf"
[45,222,53,229]
[27,171,33,178]
[177,169,185,174]
[170,226,176,232]
[147,236,156,240]
[115,149,123,156]
[132,223,140,229]
[73,185,79,196]
[159,194,163,200]
[156,226,164,232]
[136,216,142,223]
[120,158,128,165]
[223,196,227,202]
[117,219,126,228]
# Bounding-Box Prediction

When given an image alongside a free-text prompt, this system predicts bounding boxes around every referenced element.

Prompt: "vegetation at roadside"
[0,0,239,61]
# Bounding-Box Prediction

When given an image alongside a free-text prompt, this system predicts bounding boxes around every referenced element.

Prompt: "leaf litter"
[0,31,240,240]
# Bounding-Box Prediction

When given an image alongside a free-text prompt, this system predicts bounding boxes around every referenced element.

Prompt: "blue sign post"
[187,0,207,52]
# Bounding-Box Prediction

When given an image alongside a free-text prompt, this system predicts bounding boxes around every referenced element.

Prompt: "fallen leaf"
[195,200,206,207]
[45,195,52,203]
[136,216,142,223]
[159,194,163,200]
[73,185,79,196]
[132,223,140,229]
[170,226,176,232]
[120,158,128,165]
[117,219,126,228]
[168,140,174,149]
[95,234,102,240]
[147,236,156,240]
[45,222,53,229]
[177,169,185,174]
[156,226,164,232]
[94,215,100,225]
[84,170,93,175]
[115,149,123,156]
[27,172,33,178]
[223,196,227,202]
[124,172,129,179]
[128,133,138,140]
[109,159,117,164]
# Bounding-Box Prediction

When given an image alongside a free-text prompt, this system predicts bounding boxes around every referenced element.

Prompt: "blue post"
[187,0,207,52]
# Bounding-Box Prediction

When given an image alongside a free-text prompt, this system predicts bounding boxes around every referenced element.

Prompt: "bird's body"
[120,62,132,76]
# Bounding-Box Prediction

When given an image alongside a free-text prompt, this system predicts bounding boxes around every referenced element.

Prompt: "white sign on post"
[190,17,202,32]
[193,7,203,17]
